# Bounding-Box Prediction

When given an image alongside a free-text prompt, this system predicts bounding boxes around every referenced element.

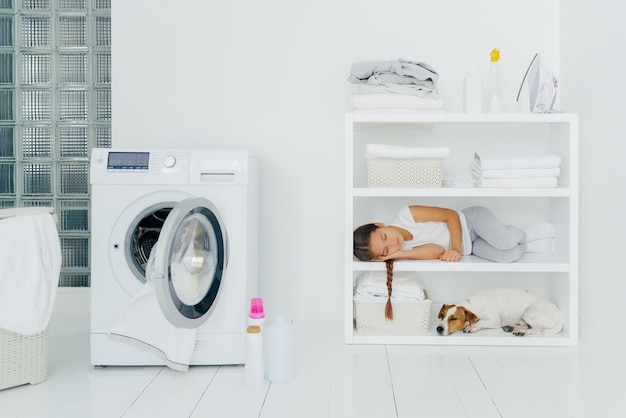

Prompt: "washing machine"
[90,148,258,366]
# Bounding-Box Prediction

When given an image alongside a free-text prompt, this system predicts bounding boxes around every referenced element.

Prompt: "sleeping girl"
[353,205,555,264]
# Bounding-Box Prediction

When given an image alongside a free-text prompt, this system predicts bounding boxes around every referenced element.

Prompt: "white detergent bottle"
[245,325,265,388]
[267,315,295,383]
[488,48,502,113]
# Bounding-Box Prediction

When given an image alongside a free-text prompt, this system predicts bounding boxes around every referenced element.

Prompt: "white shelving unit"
[345,112,579,346]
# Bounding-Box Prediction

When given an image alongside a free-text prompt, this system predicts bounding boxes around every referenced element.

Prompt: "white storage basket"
[0,328,48,390]
[355,299,431,334]
[366,157,444,188]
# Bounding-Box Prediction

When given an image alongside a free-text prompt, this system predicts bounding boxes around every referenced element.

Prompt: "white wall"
[111,0,563,320]
[561,2,626,350]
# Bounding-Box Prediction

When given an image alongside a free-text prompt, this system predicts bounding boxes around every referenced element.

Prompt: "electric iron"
[516,53,559,113]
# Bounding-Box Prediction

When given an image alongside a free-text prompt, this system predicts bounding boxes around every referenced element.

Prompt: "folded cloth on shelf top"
[360,79,439,98]
[474,152,561,170]
[355,271,425,300]
[0,211,61,335]
[348,59,439,89]
[351,93,444,111]
[470,162,561,179]
[366,143,449,159]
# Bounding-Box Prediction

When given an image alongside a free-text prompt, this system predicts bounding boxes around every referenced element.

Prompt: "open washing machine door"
[148,197,229,329]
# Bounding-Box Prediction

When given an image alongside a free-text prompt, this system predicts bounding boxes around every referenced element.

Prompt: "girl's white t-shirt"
[391,206,472,255]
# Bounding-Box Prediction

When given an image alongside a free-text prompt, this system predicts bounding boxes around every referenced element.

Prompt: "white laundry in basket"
[0,210,61,335]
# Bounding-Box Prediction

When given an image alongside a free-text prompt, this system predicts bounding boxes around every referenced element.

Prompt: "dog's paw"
[502,325,514,333]
[512,324,530,336]
[463,325,479,333]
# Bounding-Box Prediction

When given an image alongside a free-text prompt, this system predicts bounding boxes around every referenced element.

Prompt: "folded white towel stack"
[472,152,562,188]
[348,59,444,113]
[354,271,425,302]
[351,94,444,113]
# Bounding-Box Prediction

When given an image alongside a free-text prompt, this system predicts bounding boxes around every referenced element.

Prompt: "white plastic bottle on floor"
[245,325,265,388]
[488,48,502,113]
[267,315,295,383]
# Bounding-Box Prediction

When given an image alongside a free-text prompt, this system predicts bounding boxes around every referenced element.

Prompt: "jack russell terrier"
[436,288,563,336]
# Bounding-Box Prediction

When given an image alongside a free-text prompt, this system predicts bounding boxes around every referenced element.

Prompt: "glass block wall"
[0,0,111,287]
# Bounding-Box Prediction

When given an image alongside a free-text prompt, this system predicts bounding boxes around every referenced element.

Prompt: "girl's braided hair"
[384,259,394,321]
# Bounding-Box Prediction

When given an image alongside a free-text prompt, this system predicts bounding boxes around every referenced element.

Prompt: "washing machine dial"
[162,154,177,168]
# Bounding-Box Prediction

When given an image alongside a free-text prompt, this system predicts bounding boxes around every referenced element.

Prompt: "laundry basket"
[366,157,444,187]
[355,298,432,334]
[0,328,48,390]
[0,207,59,390]
[365,144,449,188]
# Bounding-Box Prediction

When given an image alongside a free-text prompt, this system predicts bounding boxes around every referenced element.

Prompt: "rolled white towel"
[443,174,475,188]
[474,152,561,170]
[524,222,555,241]
[525,238,555,253]
[366,143,450,159]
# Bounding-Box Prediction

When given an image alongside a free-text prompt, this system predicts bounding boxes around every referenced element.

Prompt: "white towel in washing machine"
[109,244,197,372]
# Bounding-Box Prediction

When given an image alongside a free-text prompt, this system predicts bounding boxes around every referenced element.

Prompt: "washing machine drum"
[148,197,228,329]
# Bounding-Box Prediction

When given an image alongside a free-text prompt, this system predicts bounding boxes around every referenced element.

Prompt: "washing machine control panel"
[91,149,191,185]
[91,148,251,186]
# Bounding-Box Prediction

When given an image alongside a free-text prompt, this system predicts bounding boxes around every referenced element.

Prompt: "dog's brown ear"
[464,309,478,325]
[438,304,455,320]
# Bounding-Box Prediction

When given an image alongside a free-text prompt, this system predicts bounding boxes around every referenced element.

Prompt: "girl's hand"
[439,249,462,262]
[374,250,403,262]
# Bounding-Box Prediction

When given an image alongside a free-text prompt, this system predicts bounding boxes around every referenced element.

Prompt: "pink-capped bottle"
[248,297,265,327]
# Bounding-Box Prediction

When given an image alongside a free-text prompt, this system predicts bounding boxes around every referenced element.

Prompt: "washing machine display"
[151,197,228,328]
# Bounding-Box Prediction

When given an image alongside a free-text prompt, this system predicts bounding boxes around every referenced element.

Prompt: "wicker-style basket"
[0,328,48,390]
[355,299,431,334]
[366,157,444,188]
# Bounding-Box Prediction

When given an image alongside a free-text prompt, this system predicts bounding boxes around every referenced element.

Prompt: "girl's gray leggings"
[461,206,527,263]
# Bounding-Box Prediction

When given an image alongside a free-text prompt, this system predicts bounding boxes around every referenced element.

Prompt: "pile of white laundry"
[0,207,61,335]
[353,271,426,302]
[347,58,444,113]
[471,151,562,188]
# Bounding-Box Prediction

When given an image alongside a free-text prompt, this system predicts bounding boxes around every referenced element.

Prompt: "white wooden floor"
[1,291,625,418]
